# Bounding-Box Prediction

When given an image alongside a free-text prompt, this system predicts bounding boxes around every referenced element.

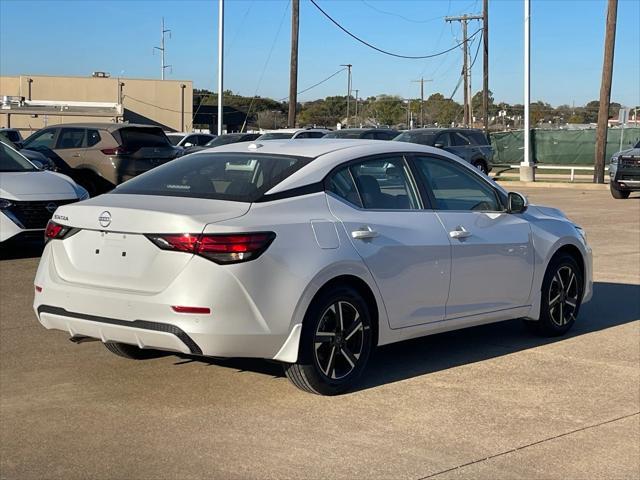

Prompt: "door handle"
[449,226,471,239]
[72,153,81,158]
[351,226,378,240]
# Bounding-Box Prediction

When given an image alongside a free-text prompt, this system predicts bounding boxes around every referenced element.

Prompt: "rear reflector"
[146,232,275,264]
[35,285,43,293]
[171,306,211,314]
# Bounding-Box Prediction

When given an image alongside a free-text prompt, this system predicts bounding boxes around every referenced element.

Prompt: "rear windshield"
[258,132,295,140]
[167,135,184,146]
[206,134,258,147]
[114,152,311,202]
[394,130,438,145]
[323,130,364,139]
[116,127,171,149]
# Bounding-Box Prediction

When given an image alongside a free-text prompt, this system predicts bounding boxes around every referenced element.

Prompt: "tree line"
[194,88,634,130]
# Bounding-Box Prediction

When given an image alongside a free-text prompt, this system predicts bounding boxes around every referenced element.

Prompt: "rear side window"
[117,127,171,149]
[373,131,396,140]
[451,132,471,146]
[87,129,101,147]
[467,131,489,145]
[394,131,437,145]
[56,128,85,149]
[327,168,362,207]
[114,152,310,202]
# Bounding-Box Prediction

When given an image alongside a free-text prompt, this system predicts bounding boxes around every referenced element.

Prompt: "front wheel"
[284,286,373,395]
[610,183,630,199]
[525,253,583,336]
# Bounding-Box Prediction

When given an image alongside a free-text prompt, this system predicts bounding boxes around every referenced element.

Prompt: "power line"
[279,68,346,101]
[310,0,482,60]
[359,0,448,24]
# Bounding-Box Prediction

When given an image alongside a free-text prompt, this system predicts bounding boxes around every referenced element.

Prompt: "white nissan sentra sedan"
[33,140,592,395]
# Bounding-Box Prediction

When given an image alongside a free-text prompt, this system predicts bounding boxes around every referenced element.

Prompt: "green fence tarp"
[490,128,640,165]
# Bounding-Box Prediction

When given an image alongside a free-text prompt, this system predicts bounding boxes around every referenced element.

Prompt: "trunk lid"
[50,194,250,293]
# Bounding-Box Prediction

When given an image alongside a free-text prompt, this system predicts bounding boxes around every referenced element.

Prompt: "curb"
[493,180,609,190]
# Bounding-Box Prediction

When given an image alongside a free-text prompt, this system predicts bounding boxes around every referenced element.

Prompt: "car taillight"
[101,147,131,156]
[44,220,79,243]
[145,232,275,264]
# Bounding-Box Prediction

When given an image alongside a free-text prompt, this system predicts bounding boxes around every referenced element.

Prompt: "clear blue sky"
[1,0,638,107]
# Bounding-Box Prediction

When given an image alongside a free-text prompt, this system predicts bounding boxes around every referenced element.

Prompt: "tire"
[472,159,488,174]
[610,183,630,199]
[525,253,583,337]
[284,286,373,395]
[104,341,165,360]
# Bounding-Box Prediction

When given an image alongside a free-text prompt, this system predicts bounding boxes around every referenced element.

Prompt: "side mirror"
[434,142,444,148]
[507,191,528,213]
[183,142,194,148]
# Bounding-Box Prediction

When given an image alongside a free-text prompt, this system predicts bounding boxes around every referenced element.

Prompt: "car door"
[325,155,452,328]
[413,155,534,318]
[54,128,87,168]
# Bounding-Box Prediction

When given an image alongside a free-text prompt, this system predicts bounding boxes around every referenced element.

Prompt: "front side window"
[415,156,502,211]
[114,152,310,202]
[56,128,86,149]
[0,142,37,172]
[24,129,56,150]
[349,157,420,210]
[451,132,471,146]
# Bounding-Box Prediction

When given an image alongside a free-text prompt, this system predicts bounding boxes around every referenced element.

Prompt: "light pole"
[354,89,359,127]
[217,0,224,135]
[520,0,535,181]
[340,64,352,127]
[180,84,186,132]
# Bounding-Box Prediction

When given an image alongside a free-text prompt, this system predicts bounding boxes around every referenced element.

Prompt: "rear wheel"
[104,342,165,360]
[284,286,373,395]
[525,253,583,336]
[610,183,630,199]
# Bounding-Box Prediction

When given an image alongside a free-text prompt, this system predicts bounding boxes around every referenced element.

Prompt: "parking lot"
[0,186,638,479]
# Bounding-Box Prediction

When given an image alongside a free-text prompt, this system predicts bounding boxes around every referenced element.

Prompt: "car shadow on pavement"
[0,240,44,260]
[176,281,640,390]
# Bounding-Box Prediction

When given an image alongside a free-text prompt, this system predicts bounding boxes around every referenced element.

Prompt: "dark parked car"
[394,128,494,174]
[182,133,262,154]
[22,123,182,195]
[609,139,640,199]
[323,128,399,141]
[0,128,24,149]
[166,132,216,148]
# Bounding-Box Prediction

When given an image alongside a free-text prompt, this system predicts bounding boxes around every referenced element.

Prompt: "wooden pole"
[288,0,299,128]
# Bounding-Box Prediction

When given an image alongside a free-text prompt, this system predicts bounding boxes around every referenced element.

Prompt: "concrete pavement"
[1,187,638,479]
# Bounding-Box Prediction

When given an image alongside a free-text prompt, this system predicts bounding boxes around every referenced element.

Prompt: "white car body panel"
[33,140,593,363]
[1,142,86,242]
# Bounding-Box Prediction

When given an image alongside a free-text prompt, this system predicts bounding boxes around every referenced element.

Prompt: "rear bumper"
[33,245,294,360]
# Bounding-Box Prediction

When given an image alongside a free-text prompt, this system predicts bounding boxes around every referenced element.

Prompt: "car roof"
[36,123,165,131]
[193,138,498,195]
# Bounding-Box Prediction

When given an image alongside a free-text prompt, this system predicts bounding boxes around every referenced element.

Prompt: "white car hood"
[0,171,79,200]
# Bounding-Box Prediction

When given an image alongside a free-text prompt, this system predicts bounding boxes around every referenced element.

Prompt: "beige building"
[0,74,193,137]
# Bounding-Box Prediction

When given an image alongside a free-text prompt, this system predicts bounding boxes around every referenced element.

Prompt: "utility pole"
[594,0,618,184]
[354,89,359,126]
[340,64,352,127]
[446,14,482,127]
[217,0,224,135]
[482,0,489,135]
[288,0,299,128]
[412,77,432,127]
[154,17,172,80]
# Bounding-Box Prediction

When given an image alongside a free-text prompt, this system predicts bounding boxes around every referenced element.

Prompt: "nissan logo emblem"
[98,211,112,228]
[45,202,57,214]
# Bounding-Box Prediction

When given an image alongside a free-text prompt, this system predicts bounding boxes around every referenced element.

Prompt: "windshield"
[323,130,363,139]
[167,135,184,146]
[258,132,295,140]
[114,152,311,202]
[0,142,37,172]
[394,131,438,145]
